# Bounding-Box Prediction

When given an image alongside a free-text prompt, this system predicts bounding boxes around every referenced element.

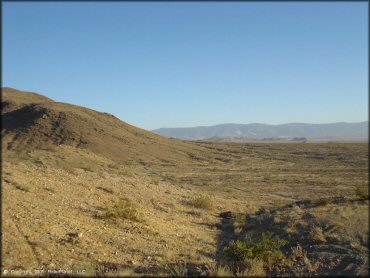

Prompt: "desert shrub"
[188,195,212,210]
[104,199,140,222]
[224,232,287,263]
[224,240,250,262]
[289,244,319,274]
[272,244,320,276]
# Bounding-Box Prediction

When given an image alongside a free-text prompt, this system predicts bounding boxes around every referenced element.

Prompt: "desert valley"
[2,88,369,276]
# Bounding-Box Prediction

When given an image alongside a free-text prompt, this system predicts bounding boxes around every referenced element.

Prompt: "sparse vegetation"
[2,89,368,277]
[210,265,232,277]
[224,231,287,263]
[103,198,140,222]
[309,226,326,243]
[285,244,320,276]
[240,258,266,277]
[187,195,213,210]
[165,261,188,277]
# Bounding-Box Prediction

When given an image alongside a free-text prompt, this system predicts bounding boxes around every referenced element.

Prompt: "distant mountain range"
[152,122,369,141]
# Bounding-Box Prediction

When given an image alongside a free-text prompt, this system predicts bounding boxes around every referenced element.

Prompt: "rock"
[66,232,79,238]
[66,232,81,244]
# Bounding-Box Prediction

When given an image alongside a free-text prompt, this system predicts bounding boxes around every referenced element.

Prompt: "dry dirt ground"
[2,88,368,276]
[2,142,368,276]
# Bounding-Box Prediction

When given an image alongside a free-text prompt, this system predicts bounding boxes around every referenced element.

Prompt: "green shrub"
[224,231,287,262]
[224,240,250,262]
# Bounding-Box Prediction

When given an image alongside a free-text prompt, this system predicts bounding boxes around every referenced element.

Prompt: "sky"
[3,2,368,130]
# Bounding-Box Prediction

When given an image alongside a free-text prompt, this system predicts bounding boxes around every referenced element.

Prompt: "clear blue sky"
[3,2,368,130]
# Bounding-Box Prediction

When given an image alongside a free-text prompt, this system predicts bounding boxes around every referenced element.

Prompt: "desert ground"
[2,88,369,276]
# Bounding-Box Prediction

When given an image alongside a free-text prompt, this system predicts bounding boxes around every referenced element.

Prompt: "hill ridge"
[1,87,203,164]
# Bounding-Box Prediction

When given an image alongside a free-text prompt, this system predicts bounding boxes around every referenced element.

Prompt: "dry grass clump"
[241,258,266,276]
[274,244,321,276]
[285,225,298,235]
[165,261,188,277]
[103,198,140,222]
[187,195,213,210]
[211,261,265,277]
[210,265,233,277]
[231,212,247,233]
[309,226,326,243]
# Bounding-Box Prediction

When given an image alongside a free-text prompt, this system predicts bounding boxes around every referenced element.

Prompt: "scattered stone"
[65,232,82,244]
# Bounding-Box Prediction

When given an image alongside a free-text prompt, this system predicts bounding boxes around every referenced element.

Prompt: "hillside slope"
[2,88,204,165]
